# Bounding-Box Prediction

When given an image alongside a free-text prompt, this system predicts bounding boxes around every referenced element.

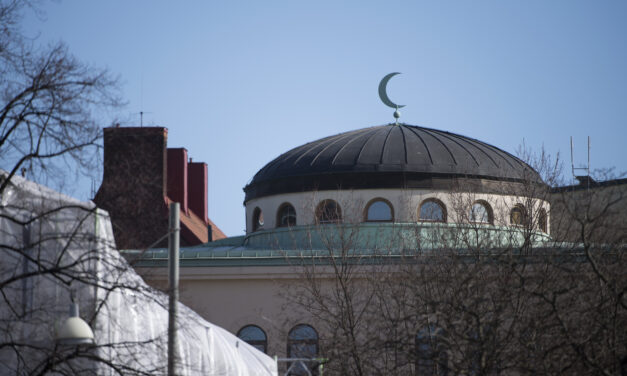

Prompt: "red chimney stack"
[188,161,208,224]
[167,148,188,214]
[95,126,225,249]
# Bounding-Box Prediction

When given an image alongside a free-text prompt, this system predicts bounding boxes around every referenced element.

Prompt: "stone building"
[96,121,625,374]
[550,176,627,244]
[116,123,626,374]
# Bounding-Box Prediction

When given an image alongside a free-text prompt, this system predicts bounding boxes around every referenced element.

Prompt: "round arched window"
[419,199,446,222]
[538,208,548,233]
[252,207,264,231]
[470,201,492,224]
[288,324,319,359]
[510,204,527,226]
[237,325,267,353]
[316,200,342,224]
[365,199,393,222]
[277,203,296,227]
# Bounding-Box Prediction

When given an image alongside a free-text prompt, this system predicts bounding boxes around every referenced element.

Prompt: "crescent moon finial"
[378,72,405,125]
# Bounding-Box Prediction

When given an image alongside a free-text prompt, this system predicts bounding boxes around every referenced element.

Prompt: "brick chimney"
[94,127,169,249]
[188,161,208,224]
[95,126,226,248]
[167,148,188,214]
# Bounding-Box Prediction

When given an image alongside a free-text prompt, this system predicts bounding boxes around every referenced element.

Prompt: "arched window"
[469,201,492,224]
[419,199,446,222]
[510,204,526,226]
[538,208,548,233]
[252,207,264,231]
[287,324,319,374]
[277,203,297,227]
[416,326,448,375]
[365,198,394,222]
[237,325,267,353]
[315,200,342,224]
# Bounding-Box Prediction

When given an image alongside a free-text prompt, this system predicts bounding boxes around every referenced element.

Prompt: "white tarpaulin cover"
[0,171,278,375]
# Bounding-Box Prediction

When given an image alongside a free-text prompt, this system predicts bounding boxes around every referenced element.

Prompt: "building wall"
[245,189,550,234]
[141,265,312,358]
[550,179,627,243]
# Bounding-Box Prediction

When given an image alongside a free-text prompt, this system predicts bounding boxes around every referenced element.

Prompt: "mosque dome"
[244,124,542,202]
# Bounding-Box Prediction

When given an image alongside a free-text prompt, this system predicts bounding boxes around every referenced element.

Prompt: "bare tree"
[0,0,121,196]
[284,150,626,375]
[0,171,175,375]
[0,2,169,374]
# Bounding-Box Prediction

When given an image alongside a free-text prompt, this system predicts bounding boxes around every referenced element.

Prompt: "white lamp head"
[55,302,94,345]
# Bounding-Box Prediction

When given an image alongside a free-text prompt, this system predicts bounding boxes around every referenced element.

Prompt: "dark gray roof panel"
[244,124,542,201]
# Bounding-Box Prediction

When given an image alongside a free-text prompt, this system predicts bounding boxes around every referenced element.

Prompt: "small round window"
[470,201,492,224]
[510,204,526,226]
[252,207,264,231]
[419,199,446,222]
[538,208,548,233]
[278,203,296,227]
[365,199,393,222]
[316,200,342,224]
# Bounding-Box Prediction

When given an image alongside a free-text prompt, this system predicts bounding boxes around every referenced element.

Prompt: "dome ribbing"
[244,124,542,202]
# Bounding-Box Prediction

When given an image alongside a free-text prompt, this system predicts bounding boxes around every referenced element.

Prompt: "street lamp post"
[168,202,180,376]
[55,299,95,346]
[52,203,181,374]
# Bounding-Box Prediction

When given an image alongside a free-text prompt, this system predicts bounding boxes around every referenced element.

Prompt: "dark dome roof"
[244,124,542,202]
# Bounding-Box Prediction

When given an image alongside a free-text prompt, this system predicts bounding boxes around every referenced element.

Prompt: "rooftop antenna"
[137,67,153,127]
[378,72,406,125]
[136,111,154,127]
[570,136,592,189]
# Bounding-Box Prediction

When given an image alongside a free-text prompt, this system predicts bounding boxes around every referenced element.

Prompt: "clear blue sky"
[24,0,627,236]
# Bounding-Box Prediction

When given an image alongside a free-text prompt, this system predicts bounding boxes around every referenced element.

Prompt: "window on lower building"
[237,325,267,353]
[287,324,319,375]
[416,326,448,376]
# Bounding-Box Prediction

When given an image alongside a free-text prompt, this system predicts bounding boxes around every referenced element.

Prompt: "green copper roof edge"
[121,222,561,267]
[127,247,606,268]
[206,235,246,246]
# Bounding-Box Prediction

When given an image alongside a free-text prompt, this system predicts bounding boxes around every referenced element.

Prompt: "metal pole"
[168,202,180,376]
[587,136,591,177]
[570,136,575,179]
